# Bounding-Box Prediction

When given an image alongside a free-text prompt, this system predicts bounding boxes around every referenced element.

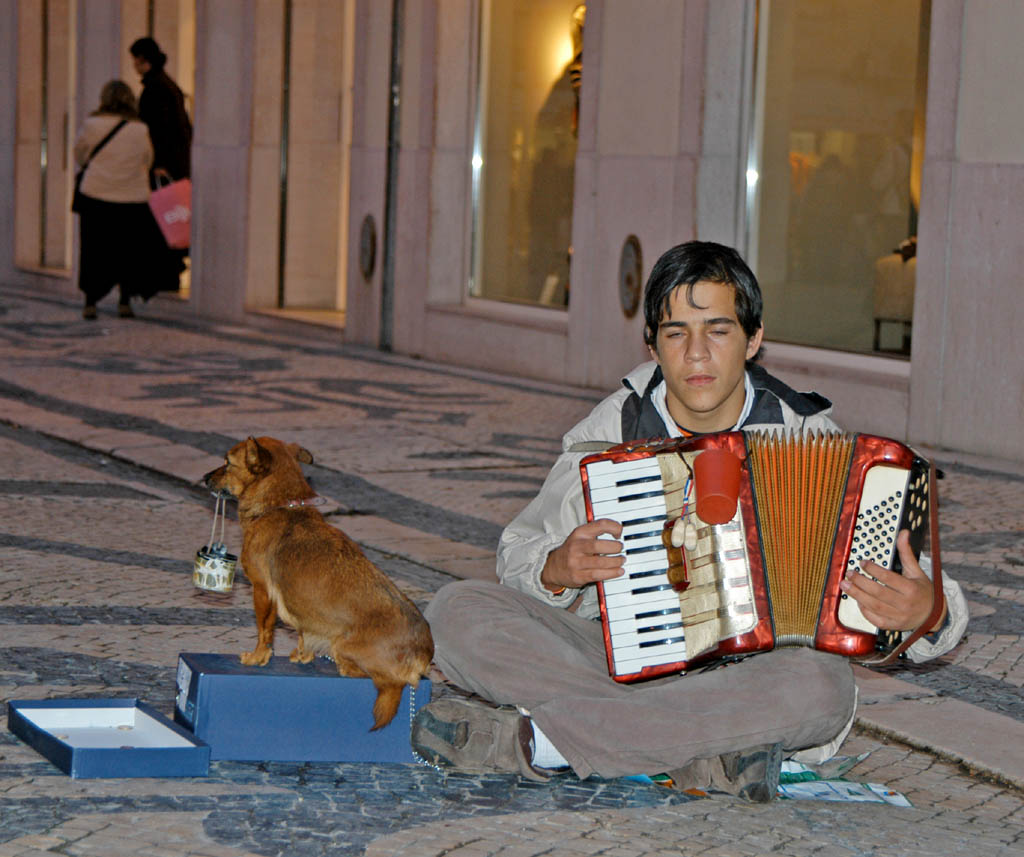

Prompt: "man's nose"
[685,333,710,361]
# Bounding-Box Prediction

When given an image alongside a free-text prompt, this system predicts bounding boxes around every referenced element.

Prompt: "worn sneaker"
[667,741,783,803]
[411,698,550,782]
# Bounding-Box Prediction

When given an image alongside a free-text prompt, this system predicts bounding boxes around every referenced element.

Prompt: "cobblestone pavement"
[0,282,1022,856]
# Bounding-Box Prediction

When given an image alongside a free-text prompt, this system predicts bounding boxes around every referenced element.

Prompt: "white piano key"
[591,500,667,522]
[584,458,663,481]
[604,588,679,610]
[602,575,673,597]
[612,642,688,674]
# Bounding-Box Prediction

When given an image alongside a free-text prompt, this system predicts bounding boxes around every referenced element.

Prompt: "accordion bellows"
[580,430,935,683]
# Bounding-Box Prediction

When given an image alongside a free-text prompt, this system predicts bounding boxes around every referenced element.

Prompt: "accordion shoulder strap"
[569,440,617,454]
[858,461,945,667]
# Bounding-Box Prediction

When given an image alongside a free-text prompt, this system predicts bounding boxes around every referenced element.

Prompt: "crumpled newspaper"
[778,753,912,805]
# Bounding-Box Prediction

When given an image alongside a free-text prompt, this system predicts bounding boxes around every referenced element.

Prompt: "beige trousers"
[425,579,857,780]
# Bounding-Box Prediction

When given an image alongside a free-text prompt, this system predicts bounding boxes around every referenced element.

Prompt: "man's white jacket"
[497,360,968,665]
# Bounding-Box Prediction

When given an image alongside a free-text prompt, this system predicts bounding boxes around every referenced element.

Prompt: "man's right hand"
[540,518,625,592]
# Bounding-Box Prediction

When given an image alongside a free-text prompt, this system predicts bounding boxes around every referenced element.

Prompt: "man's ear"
[645,328,660,364]
[745,325,764,360]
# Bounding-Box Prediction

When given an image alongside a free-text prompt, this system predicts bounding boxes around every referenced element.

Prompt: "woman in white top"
[73,80,177,319]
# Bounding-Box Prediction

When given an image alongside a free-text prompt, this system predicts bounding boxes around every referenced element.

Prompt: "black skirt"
[77,195,180,304]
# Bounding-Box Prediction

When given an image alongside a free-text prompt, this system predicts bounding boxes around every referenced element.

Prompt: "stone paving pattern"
[0,283,1021,856]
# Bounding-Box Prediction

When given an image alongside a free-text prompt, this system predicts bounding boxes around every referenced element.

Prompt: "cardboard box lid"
[8,698,210,779]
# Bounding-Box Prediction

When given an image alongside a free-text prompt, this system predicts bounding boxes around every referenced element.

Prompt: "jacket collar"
[619,361,832,442]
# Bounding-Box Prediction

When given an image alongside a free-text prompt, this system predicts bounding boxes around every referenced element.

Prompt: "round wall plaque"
[618,234,642,318]
[359,214,377,282]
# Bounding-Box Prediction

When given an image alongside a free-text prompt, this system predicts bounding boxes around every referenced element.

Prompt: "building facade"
[2,0,1022,463]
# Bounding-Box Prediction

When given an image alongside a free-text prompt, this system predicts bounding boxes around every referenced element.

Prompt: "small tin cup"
[193,542,237,592]
[194,492,236,592]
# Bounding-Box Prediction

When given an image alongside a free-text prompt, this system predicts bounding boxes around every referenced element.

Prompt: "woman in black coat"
[129,37,192,184]
[130,37,192,287]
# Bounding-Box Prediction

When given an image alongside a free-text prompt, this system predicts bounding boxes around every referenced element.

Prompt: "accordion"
[579,430,942,683]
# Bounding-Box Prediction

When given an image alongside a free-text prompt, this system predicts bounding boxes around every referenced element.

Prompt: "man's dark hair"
[130,37,167,70]
[642,240,763,360]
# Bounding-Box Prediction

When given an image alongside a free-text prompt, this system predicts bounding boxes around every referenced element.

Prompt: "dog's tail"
[371,681,406,731]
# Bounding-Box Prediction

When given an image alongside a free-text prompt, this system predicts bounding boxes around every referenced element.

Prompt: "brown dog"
[204,436,434,730]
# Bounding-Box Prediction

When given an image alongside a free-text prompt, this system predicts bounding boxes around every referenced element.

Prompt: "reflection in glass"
[470,1,584,308]
[747,0,928,354]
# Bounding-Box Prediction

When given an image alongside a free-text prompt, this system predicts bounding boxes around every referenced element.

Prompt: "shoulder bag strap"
[80,119,129,173]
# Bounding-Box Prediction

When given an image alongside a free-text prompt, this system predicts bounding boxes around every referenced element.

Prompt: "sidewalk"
[1,280,1022,856]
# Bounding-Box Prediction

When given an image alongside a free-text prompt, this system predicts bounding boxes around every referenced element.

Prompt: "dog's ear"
[291,444,314,465]
[244,437,273,475]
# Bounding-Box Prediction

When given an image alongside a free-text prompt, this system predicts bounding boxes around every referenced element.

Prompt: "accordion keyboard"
[584,456,688,676]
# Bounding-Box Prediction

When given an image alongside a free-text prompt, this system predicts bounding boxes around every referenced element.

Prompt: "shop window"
[746,0,928,354]
[469,1,584,308]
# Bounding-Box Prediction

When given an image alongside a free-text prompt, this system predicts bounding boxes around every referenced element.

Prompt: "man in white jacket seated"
[413,240,968,801]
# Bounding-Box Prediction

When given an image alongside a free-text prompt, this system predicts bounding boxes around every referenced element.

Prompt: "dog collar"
[279,496,327,510]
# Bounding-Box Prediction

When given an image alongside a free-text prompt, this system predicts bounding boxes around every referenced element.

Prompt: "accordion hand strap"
[858,460,945,667]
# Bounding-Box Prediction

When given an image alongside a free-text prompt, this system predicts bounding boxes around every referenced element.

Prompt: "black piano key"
[627,569,666,581]
[639,636,686,649]
[617,489,666,504]
[635,607,682,619]
[630,583,673,595]
[637,621,685,634]
[615,475,662,488]
[620,514,665,528]
[624,543,667,556]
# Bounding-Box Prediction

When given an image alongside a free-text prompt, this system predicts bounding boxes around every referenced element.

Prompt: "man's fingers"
[843,560,933,631]
[857,563,907,593]
[842,577,901,627]
[577,517,621,533]
[587,536,624,556]
[894,530,927,580]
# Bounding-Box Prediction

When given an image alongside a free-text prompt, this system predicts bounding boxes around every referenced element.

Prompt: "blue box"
[7,698,210,779]
[173,652,431,763]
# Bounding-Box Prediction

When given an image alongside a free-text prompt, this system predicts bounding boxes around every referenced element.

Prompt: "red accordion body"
[580,431,933,683]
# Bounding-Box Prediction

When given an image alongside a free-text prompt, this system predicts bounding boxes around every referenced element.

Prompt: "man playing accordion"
[413,240,968,801]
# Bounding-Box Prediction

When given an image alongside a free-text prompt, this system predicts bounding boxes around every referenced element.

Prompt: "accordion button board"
[838,464,911,631]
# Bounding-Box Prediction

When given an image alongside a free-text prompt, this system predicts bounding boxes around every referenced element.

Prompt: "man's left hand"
[839,530,945,632]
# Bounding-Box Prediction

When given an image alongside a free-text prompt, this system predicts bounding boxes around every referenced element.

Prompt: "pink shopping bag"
[148,178,192,249]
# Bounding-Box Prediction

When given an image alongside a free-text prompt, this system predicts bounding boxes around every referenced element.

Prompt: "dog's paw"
[240,648,272,666]
[289,646,315,664]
